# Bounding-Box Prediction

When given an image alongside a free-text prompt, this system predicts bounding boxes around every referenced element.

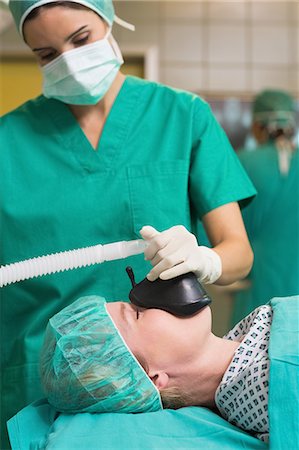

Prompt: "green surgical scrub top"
[0,76,255,448]
[232,143,299,325]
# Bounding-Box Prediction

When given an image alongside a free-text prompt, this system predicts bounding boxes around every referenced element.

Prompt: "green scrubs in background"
[232,143,299,325]
[0,76,255,448]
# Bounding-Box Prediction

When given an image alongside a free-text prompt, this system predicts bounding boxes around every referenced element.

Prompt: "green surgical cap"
[9,0,115,37]
[253,89,296,127]
[40,295,163,414]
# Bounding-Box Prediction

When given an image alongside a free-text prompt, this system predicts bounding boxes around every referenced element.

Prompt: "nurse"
[232,89,299,324]
[1,0,255,447]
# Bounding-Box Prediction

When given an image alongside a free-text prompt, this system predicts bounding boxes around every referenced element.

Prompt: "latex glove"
[140,225,222,284]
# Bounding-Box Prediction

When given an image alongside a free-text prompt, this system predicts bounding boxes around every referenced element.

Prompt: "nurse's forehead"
[23,6,103,44]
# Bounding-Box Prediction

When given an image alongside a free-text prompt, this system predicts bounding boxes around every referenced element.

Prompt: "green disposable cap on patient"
[9,0,115,38]
[253,89,295,127]
[40,295,163,414]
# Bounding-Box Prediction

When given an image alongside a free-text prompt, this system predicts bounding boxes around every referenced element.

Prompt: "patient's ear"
[149,372,169,390]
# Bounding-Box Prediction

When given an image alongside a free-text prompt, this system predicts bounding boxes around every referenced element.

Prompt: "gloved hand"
[140,225,222,284]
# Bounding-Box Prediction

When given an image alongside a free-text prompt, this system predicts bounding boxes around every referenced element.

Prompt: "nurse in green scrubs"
[1,0,255,447]
[232,89,299,325]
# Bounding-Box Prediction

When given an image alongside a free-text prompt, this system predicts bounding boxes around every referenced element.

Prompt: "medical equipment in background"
[0,239,147,288]
[126,267,212,317]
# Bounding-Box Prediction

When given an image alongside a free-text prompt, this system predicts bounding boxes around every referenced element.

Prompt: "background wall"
[1,1,298,101]
[113,0,299,96]
[1,1,298,113]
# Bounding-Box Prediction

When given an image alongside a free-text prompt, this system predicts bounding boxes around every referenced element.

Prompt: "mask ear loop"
[114,15,135,31]
[107,30,124,64]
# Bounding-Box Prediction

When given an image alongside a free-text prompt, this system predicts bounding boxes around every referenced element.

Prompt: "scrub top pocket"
[127,160,191,235]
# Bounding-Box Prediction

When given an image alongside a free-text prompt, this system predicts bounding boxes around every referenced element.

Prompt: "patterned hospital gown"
[215,305,273,442]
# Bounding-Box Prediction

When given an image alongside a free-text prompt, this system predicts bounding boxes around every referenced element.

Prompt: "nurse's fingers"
[140,226,159,240]
[146,250,186,281]
[159,262,191,280]
[140,226,172,261]
[149,241,185,267]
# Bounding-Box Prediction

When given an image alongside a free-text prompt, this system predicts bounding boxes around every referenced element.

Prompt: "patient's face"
[106,302,211,370]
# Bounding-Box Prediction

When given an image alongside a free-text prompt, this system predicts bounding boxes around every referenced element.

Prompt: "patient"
[40,295,271,442]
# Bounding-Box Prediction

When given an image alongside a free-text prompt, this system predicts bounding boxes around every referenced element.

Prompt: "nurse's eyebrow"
[32,25,88,51]
[64,25,89,42]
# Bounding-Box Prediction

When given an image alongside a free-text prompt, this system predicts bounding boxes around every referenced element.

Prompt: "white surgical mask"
[41,30,123,105]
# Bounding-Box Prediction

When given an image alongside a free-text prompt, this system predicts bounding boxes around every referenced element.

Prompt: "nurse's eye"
[73,33,89,46]
[40,52,57,61]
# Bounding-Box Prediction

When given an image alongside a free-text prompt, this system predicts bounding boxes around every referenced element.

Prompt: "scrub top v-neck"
[44,76,139,171]
[0,75,256,448]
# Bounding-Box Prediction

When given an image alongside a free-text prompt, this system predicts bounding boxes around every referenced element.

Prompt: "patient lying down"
[40,296,271,443]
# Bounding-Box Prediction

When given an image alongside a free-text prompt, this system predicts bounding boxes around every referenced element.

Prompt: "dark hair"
[258,124,295,141]
[25,1,89,23]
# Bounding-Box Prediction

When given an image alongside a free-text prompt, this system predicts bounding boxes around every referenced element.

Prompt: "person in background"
[232,89,299,324]
[1,1,256,446]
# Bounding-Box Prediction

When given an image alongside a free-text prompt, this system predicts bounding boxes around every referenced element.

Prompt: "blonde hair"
[160,386,194,410]
[135,353,194,410]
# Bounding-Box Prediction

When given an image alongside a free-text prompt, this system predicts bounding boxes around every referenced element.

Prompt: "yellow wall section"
[0,60,42,116]
[0,59,143,116]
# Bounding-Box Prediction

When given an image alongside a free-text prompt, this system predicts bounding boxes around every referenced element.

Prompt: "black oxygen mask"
[126,267,212,317]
